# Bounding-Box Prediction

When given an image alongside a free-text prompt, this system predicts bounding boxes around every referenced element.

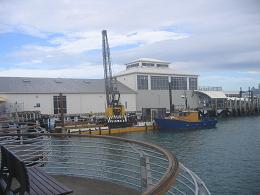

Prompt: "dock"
[61,122,157,135]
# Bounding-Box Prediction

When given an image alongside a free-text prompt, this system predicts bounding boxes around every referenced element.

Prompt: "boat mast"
[169,81,174,114]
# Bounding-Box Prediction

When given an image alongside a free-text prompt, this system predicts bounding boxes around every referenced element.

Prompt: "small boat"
[155,111,217,130]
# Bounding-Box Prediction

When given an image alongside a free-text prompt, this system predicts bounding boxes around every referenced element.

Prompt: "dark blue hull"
[155,118,217,130]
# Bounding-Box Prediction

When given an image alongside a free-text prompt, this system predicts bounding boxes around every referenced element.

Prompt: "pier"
[196,87,260,117]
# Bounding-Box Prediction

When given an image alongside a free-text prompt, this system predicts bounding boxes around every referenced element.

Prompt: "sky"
[0,0,260,90]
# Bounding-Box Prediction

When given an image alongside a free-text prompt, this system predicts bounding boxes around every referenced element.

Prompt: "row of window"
[137,75,198,90]
[126,63,139,69]
[142,63,155,67]
[151,76,169,90]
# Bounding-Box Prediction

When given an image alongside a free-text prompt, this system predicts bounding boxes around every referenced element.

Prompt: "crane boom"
[102,30,126,128]
[102,30,120,107]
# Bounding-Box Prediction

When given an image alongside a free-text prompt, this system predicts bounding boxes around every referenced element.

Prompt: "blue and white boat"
[155,111,217,130]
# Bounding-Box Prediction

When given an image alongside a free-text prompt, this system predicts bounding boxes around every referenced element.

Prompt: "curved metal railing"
[0,132,210,195]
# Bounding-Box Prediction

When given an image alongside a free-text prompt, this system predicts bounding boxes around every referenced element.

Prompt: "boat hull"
[155,118,217,130]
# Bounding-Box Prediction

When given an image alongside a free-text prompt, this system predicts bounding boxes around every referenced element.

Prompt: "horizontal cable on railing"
[178,173,196,186]
[170,187,186,195]
[0,133,180,195]
[43,164,141,175]
[10,148,141,162]
[25,156,141,169]
[176,178,195,193]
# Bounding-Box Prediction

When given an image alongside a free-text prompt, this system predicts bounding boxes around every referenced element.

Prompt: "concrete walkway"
[53,175,140,195]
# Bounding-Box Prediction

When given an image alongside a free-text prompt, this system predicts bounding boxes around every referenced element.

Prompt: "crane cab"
[106,105,127,128]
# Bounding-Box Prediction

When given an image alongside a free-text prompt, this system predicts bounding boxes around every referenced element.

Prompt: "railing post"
[17,129,23,145]
[140,154,147,191]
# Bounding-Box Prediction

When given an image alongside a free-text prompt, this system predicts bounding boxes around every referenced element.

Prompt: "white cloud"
[1,0,260,89]
[50,30,188,54]
[16,59,42,66]
[199,75,260,90]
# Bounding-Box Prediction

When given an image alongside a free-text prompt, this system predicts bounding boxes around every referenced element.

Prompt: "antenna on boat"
[168,81,174,114]
[181,91,188,110]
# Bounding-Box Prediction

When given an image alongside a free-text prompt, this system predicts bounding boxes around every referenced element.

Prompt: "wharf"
[63,124,156,135]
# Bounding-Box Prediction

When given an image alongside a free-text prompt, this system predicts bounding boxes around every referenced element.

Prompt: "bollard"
[145,123,147,132]
[99,126,101,135]
[89,129,91,134]
[79,129,81,134]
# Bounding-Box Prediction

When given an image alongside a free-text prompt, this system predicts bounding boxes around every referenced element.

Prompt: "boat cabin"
[171,111,200,122]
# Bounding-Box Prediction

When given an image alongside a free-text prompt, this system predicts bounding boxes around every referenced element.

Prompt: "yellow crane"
[102,30,127,128]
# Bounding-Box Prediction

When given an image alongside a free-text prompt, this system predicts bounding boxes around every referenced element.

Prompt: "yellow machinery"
[102,30,127,128]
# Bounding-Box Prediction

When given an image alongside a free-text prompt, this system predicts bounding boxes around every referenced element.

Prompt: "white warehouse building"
[0,78,136,115]
[116,58,200,119]
[0,58,201,119]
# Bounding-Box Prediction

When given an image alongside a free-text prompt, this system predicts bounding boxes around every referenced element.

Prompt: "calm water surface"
[119,115,260,195]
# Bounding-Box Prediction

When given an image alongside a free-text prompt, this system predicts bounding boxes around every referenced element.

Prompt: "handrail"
[0,133,179,195]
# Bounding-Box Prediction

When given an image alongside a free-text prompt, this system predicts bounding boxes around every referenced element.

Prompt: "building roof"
[115,66,198,77]
[196,91,227,99]
[0,77,136,94]
[224,91,240,95]
[125,58,170,65]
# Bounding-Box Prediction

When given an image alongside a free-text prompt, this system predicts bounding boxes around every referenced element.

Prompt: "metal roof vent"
[83,80,91,84]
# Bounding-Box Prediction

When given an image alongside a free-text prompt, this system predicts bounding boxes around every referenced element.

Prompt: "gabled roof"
[0,77,136,94]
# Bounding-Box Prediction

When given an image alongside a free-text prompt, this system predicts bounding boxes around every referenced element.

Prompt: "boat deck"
[52,175,140,195]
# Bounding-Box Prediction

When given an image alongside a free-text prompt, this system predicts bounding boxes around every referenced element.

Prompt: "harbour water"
[119,115,260,195]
